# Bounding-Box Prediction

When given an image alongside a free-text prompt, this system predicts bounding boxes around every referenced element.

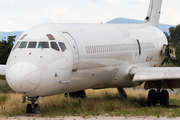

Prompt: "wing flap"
[130,67,180,82]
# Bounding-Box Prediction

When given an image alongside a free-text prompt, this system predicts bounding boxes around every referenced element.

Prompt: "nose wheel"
[26,97,40,114]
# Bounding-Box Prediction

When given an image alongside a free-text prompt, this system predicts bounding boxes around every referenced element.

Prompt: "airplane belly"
[59,66,119,93]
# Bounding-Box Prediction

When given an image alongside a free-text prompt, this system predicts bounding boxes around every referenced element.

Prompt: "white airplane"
[0,0,179,113]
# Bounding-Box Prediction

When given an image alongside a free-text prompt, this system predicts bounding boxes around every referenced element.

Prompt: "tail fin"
[144,0,162,27]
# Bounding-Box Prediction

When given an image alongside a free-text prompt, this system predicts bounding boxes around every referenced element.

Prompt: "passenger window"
[58,42,67,52]
[13,41,20,50]
[85,46,87,53]
[97,45,100,53]
[51,42,60,51]
[19,42,27,48]
[95,46,97,53]
[38,42,49,48]
[92,46,94,53]
[105,45,107,52]
[28,42,37,48]
[87,46,89,53]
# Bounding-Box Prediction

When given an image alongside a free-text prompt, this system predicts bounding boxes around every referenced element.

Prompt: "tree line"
[164,24,180,67]
[0,25,180,66]
[0,36,15,64]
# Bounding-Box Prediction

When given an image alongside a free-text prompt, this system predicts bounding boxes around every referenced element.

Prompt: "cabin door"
[63,32,79,71]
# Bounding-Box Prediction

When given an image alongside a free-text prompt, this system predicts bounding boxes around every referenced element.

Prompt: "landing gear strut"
[26,97,40,113]
[148,89,169,107]
[117,88,130,102]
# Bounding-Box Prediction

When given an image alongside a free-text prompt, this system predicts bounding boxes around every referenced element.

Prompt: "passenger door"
[63,32,79,71]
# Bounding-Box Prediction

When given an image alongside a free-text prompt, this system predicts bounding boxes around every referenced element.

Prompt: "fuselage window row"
[86,42,155,54]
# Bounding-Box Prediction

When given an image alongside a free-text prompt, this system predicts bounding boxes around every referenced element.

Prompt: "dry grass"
[0,93,26,115]
[35,89,149,117]
[0,88,180,118]
[0,89,146,116]
[0,80,14,93]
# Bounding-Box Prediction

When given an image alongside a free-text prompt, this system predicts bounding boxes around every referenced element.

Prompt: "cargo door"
[63,32,79,71]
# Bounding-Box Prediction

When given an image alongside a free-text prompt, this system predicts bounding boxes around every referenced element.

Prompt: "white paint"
[0,0,179,98]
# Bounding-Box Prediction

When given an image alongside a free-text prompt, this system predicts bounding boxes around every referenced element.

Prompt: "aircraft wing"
[0,65,6,80]
[130,67,180,82]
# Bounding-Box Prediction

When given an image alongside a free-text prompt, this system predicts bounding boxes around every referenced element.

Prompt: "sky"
[0,0,180,31]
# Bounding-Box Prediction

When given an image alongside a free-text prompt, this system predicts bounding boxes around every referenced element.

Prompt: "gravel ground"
[1,116,180,120]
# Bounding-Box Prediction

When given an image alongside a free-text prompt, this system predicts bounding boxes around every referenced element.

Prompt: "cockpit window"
[20,34,27,40]
[19,42,27,48]
[47,34,55,40]
[13,41,20,50]
[38,42,49,48]
[51,42,60,51]
[28,42,37,48]
[58,42,67,52]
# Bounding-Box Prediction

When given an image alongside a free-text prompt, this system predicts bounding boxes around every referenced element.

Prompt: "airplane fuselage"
[6,23,167,97]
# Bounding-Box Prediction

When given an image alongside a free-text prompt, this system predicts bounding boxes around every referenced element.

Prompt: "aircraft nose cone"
[6,62,41,93]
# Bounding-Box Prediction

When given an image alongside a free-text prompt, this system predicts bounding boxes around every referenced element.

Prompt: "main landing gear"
[64,90,86,99]
[148,89,169,107]
[26,97,40,114]
[117,87,169,107]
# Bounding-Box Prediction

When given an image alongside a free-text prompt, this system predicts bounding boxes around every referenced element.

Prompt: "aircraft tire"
[160,90,169,106]
[64,93,68,98]
[78,90,86,98]
[26,104,32,113]
[34,104,40,112]
[71,90,86,98]
[148,89,157,107]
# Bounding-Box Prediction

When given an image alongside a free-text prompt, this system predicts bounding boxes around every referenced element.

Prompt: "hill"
[0,18,173,41]
[0,31,23,41]
[107,18,173,33]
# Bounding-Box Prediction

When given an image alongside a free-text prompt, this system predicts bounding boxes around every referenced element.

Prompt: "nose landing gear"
[26,97,40,114]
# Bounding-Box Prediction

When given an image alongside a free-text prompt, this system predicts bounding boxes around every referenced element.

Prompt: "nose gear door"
[63,32,79,71]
